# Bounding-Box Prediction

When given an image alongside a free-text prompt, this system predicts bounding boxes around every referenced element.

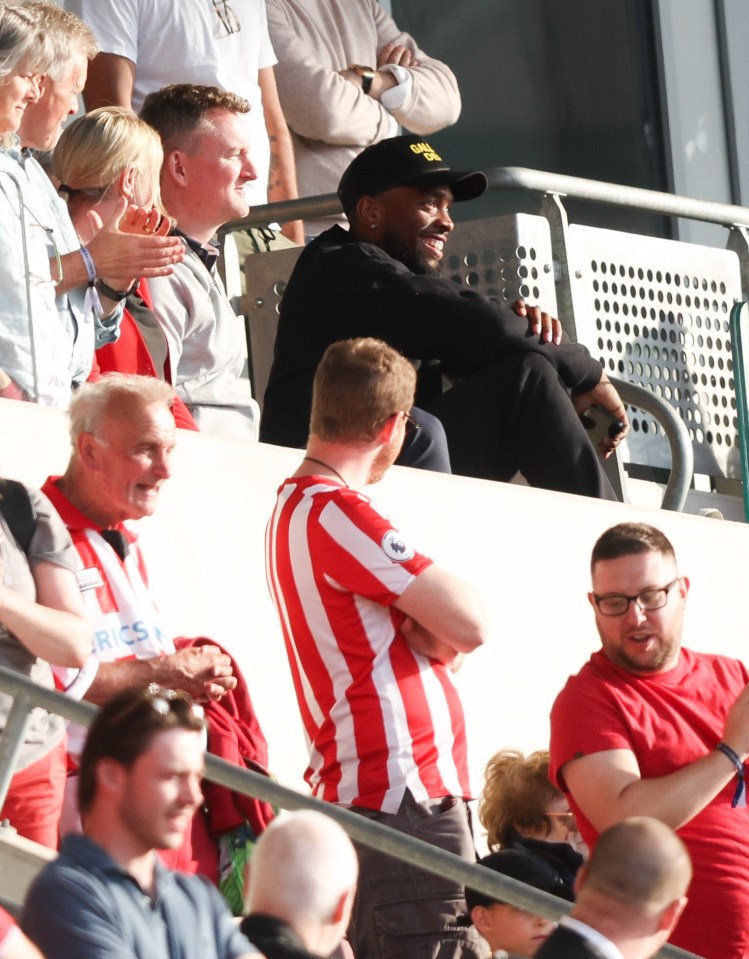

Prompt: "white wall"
[4,399,749,831]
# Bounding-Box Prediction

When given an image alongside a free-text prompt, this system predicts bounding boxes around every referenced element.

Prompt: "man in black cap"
[260,134,628,499]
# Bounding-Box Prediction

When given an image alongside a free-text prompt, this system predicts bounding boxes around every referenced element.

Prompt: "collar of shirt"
[173,228,219,273]
[5,135,22,162]
[560,916,624,959]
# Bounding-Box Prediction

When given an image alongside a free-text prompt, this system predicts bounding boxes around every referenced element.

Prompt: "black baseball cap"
[338,134,488,212]
[464,849,575,912]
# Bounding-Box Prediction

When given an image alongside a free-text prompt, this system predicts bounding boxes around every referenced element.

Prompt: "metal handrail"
[221,166,749,233]
[0,666,698,957]
[221,193,341,233]
[489,167,749,228]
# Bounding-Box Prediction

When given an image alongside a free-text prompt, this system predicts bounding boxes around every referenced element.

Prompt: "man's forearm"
[82,52,135,110]
[259,66,303,243]
[84,657,163,706]
[614,752,738,829]
[568,748,739,834]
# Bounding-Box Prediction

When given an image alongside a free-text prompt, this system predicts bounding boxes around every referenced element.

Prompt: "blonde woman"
[0,4,183,408]
[54,107,196,428]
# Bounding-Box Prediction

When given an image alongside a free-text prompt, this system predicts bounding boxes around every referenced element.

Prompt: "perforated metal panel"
[244,246,302,410]
[446,214,558,314]
[568,225,743,478]
[243,217,557,411]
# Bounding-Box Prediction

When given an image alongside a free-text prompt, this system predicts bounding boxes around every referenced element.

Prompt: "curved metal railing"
[611,378,694,511]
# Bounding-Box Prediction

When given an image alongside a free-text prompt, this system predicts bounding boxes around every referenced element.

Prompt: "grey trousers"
[347,790,483,959]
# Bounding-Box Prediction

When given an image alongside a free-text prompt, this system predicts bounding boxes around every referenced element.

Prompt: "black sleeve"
[311,240,602,392]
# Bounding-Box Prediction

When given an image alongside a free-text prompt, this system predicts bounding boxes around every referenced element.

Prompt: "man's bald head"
[582,817,692,915]
[246,810,358,945]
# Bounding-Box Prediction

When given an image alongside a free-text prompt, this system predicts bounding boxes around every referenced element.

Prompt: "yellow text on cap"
[409,142,442,162]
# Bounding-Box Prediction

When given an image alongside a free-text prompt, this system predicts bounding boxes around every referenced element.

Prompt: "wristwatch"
[350,64,376,95]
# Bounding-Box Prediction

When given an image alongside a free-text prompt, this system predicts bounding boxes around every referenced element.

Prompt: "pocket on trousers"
[371,885,482,959]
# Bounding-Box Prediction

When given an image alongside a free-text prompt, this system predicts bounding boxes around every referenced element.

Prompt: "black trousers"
[418,352,618,500]
[396,407,452,473]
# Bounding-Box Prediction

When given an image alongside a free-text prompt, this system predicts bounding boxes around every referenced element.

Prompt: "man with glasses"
[22,685,259,959]
[549,522,749,959]
[266,337,487,959]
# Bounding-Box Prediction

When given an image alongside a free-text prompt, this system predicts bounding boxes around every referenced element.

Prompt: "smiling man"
[261,133,627,499]
[22,685,259,959]
[549,522,749,959]
[42,374,234,727]
[139,84,260,441]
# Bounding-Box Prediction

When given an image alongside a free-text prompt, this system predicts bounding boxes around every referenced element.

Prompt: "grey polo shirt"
[21,834,257,959]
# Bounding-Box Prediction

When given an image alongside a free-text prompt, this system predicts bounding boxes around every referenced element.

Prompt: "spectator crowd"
[0,4,745,959]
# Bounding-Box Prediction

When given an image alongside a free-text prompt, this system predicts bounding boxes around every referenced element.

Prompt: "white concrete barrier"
[3,398,749,842]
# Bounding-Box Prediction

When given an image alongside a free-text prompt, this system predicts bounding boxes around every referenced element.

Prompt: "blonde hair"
[478,749,561,850]
[21,1,97,80]
[54,106,164,210]
[0,2,52,76]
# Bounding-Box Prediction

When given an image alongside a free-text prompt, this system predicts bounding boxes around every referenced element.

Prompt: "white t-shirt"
[66,0,276,204]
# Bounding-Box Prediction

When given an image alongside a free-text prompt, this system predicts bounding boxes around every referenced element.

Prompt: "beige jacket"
[266,0,461,233]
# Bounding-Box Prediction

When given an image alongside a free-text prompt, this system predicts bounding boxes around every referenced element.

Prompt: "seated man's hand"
[572,372,630,458]
[161,645,237,703]
[512,299,563,345]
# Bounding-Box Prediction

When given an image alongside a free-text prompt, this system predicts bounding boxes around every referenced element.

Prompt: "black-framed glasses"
[592,577,680,617]
[212,0,241,37]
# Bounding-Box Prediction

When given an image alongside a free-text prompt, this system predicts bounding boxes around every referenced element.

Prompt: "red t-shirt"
[550,648,749,959]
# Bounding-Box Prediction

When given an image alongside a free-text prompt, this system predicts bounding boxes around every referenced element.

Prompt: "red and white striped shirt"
[266,475,472,813]
[42,477,174,705]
